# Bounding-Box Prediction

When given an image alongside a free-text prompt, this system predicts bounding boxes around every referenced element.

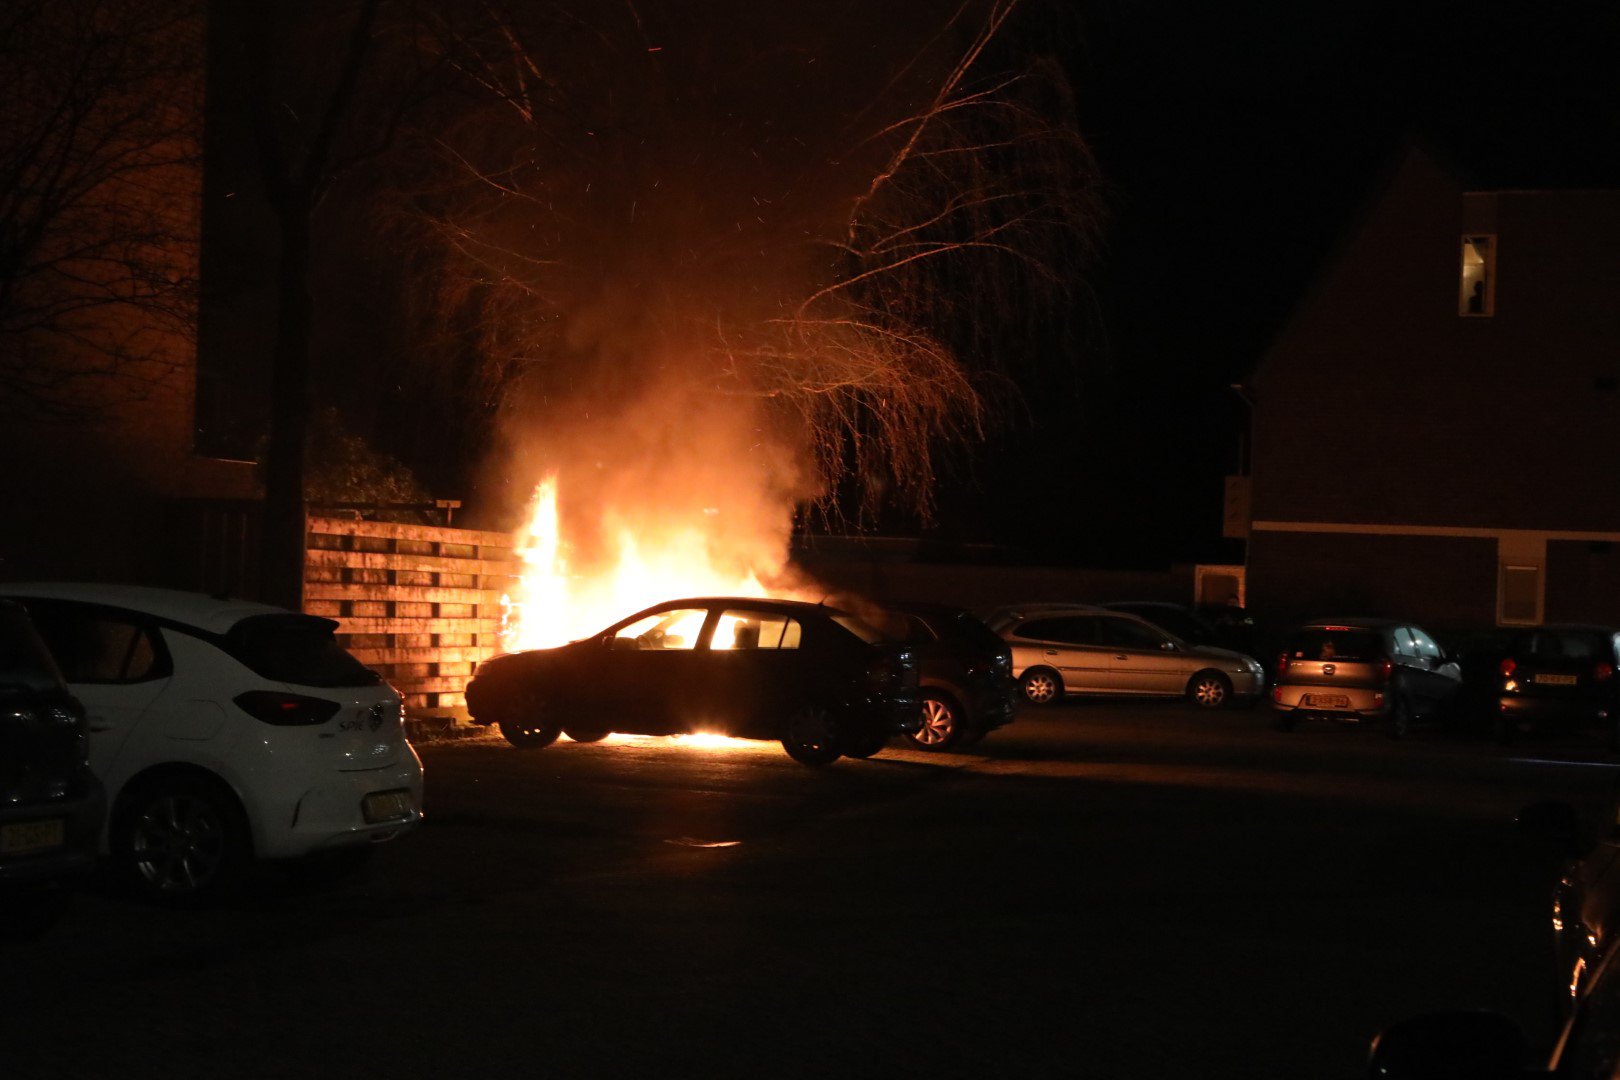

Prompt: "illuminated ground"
[6,701,1615,1078]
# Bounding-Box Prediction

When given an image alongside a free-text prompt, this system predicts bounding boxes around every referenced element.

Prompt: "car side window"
[714,610,801,651]
[611,608,707,651]
[24,602,164,684]
[1019,617,1100,646]
[1096,617,1167,650]
[1390,628,1414,658]
[1409,628,1442,661]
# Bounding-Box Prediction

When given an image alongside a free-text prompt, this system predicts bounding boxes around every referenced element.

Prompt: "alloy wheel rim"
[1026,676,1055,703]
[917,699,954,744]
[1195,679,1225,707]
[130,794,225,893]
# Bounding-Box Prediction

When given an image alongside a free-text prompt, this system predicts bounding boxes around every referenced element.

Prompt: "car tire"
[908,691,964,750]
[1020,668,1063,706]
[110,772,251,906]
[497,701,562,748]
[1187,671,1231,709]
[782,705,842,767]
[563,728,610,743]
[841,730,888,759]
[1388,695,1413,740]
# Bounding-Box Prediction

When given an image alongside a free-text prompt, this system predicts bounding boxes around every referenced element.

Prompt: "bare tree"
[0,0,204,416]
[232,0,443,607]
[401,0,1100,522]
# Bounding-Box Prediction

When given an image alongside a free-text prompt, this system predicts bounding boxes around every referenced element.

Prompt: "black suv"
[0,599,104,891]
[882,601,1016,750]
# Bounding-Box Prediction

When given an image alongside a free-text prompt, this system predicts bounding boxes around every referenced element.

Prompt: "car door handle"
[1115,654,1128,660]
[1044,650,1058,656]
[87,717,112,732]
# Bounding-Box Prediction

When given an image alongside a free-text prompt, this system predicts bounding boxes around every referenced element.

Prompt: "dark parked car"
[987,603,1265,709]
[1098,600,1262,659]
[1270,618,1461,737]
[465,597,922,766]
[1368,801,1620,1078]
[1453,625,1620,747]
[0,600,104,892]
[878,601,1016,750]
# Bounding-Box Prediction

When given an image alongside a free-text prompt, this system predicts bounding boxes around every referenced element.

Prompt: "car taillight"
[1276,653,1289,678]
[233,691,341,726]
[1378,659,1393,681]
[1499,657,1517,678]
[1596,663,1615,682]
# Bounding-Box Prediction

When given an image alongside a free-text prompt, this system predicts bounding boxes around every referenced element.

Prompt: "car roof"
[989,602,1109,619]
[637,596,850,617]
[0,583,293,635]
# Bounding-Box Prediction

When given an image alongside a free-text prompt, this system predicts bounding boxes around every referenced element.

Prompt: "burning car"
[466,597,922,765]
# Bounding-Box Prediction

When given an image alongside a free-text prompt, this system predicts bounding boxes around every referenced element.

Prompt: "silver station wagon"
[988,604,1265,709]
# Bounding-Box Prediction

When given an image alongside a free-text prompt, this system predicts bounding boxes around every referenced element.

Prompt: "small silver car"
[988,604,1265,708]
[1269,618,1461,737]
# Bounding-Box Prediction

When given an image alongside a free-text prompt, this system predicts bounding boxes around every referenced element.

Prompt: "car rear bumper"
[0,782,104,884]
[257,755,425,859]
[1270,683,1389,720]
[1497,695,1612,729]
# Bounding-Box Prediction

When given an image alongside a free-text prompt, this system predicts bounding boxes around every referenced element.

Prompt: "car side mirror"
[1160,640,1177,652]
[1367,1011,1533,1079]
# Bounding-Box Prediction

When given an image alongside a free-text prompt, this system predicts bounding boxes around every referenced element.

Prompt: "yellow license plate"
[0,818,65,854]
[362,790,413,824]
[1304,694,1350,708]
[1534,674,1578,686]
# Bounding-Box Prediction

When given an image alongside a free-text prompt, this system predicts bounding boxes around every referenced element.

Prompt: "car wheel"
[563,727,610,743]
[497,702,562,748]
[908,692,963,750]
[1389,695,1413,740]
[111,773,250,905]
[1020,668,1062,706]
[841,730,889,759]
[782,705,841,767]
[1187,671,1231,709]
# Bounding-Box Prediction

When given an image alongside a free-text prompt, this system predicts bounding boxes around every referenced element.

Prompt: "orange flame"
[501,473,783,651]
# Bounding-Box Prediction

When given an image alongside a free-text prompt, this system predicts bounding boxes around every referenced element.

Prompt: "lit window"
[1460,235,1496,317]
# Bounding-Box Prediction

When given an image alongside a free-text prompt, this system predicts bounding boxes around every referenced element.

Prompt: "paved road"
[6,701,1619,1079]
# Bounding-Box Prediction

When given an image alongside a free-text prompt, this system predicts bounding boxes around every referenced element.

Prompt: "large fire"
[500,473,788,652]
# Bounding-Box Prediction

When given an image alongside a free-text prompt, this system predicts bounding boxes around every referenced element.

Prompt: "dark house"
[1247,147,1620,633]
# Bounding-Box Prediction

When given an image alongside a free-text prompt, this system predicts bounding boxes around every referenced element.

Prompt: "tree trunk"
[261,200,313,610]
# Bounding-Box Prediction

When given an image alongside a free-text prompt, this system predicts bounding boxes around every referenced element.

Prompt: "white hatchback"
[0,584,424,902]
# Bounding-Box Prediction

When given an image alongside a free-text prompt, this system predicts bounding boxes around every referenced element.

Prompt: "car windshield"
[225,615,380,688]
[1287,629,1383,662]
[0,605,67,693]
[1523,631,1608,662]
[829,613,888,644]
[942,610,1006,651]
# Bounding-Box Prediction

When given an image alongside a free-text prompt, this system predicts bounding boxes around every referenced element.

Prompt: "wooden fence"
[303,516,520,713]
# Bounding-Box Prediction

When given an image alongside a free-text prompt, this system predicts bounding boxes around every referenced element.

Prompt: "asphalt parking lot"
[6,699,1619,1079]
